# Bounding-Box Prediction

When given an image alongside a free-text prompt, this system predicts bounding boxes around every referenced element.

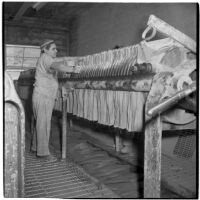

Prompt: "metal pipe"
[147,81,196,118]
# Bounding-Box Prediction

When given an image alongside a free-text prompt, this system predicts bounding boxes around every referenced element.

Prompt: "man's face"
[45,43,57,58]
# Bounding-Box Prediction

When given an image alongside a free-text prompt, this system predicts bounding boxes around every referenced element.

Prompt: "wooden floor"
[25,114,197,198]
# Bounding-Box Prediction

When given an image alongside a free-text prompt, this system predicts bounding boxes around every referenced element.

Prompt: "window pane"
[23,58,38,68]
[6,46,24,57]
[5,45,40,69]
[24,47,40,57]
[6,57,23,67]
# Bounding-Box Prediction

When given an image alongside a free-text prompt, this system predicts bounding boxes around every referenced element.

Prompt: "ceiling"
[4,2,97,26]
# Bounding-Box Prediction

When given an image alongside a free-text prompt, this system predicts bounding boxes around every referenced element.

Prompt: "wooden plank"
[61,86,71,159]
[144,116,162,198]
[31,114,34,136]
[13,2,33,21]
[5,103,20,197]
[146,15,196,52]
[5,17,69,32]
[143,72,167,198]
[115,131,122,152]
[4,71,25,197]
[69,119,73,129]
[62,98,67,159]
[32,2,47,11]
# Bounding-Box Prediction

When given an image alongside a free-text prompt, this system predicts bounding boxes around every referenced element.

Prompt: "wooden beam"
[4,18,69,32]
[13,2,33,21]
[62,97,67,159]
[143,72,166,198]
[145,15,196,53]
[61,78,152,92]
[115,131,122,152]
[32,2,47,11]
[5,72,25,197]
[144,116,162,198]
[61,87,70,159]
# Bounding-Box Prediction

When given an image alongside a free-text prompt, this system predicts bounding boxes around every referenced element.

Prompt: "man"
[31,39,80,161]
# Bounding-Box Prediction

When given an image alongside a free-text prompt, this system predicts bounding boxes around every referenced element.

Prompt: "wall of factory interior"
[69,3,197,56]
[4,18,69,79]
[4,20,69,57]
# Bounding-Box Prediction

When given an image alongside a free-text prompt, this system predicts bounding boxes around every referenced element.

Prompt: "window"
[5,44,40,69]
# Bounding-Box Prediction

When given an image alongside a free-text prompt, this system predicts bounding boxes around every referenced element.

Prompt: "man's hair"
[40,40,55,54]
[41,42,55,53]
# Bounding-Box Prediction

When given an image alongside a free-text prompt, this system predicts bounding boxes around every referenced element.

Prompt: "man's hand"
[74,65,82,73]
[63,60,76,67]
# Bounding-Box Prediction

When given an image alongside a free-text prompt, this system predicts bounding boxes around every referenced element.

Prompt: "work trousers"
[31,90,55,156]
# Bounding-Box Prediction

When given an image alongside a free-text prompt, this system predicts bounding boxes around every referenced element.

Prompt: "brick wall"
[69,3,197,56]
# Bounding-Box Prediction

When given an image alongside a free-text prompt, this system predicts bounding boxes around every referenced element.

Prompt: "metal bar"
[146,81,196,119]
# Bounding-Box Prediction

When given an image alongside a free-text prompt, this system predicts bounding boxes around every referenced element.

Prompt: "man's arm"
[50,61,75,73]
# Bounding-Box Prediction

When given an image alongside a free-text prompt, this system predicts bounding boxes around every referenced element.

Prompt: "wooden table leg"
[62,98,67,159]
[143,71,171,198]
[144,115,162,198]
[115,130,122,152]
[69,119,73,129]
[31,114,35,134]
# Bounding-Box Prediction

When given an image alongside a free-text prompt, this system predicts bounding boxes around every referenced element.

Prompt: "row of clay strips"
[66,89,147,133]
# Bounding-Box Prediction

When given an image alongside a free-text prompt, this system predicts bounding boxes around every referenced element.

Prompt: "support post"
[144,115,162,198]
[62,98,67,159]
[69,119,73,129]
[61,87,68,159]
[143,71,171,198]
[115,130,122,152]
[31,114,34,135]
[4,72,25,197]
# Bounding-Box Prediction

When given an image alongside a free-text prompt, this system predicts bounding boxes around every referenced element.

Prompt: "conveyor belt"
[24,150,118,198]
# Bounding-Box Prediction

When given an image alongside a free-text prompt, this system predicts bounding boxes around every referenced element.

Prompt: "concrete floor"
[25,113,197,198]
